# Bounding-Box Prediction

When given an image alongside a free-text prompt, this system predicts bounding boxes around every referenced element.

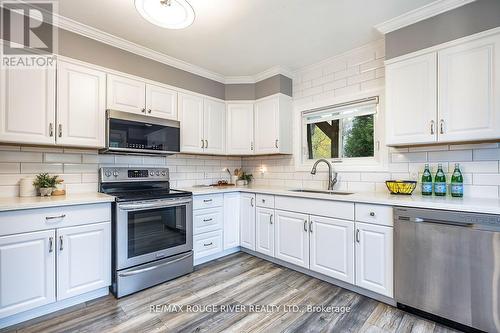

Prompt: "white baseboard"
[0,287,109,330]
[194,247,240,266]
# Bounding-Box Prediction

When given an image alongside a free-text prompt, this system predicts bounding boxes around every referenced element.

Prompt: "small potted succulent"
[33,173,62,197]
[236,169,253,186]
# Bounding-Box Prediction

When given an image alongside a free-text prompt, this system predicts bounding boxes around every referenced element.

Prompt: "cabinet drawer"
[193,230,223,259]
[275,196,354,221]
[193,207,223,235]
[256,194,274,208]
[193,194,223,210]
[0,203,111,236]
[355,204,393,227]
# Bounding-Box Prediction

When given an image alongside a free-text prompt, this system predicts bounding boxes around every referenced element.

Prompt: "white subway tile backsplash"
[63,164,98,173]
[392,152,427,163]
[114,155,142,165]
[0,163,20,174]
[464,185,499,198]
[21,163,63,174]
[44,153,81,163]
[473,174,500,186]
[0,151,42,163]
[428,150,472,162]
[473,148,500,161]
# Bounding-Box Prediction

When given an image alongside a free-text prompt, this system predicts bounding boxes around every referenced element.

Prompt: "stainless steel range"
[99,167,193,298]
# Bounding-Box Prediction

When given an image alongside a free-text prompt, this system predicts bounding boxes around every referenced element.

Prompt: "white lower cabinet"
[255,207,274,257]
[193,230,223,261]
[274,210,309,268]
[56,222,111,300]
[223,193,240,250]
[0,230,56,318]
[0,203,112,322]
[355,222,393,298]
[240,193,256,250]
[193,207,223,235]
[309,216,354,284]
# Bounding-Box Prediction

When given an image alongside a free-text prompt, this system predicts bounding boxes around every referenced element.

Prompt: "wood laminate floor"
[2,253,463,333]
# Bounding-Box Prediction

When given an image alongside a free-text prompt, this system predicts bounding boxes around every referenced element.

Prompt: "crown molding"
[375,0,476,34]
[50,13,293,84]
[225,66,294,84]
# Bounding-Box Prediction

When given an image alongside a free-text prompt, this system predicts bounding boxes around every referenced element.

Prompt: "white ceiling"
[58,0,436,77]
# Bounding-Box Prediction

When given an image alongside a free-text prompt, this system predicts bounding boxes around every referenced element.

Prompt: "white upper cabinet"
[386,31,500,146]
[179,93,204,153]
[227,103,254,155]
[274,210,309,268]
[255,207,274,257]
[355,222,393,298]
[0,230,56,319]
[438,34,500,142]
[309,216,354,284]
[254,94,292,154]
[107,74,146,114]
[0,65,55,145]
[203,99,226,155]
[57,60,106,148]
[57,222,111,300]
[240,193,256,250]
[386,53,437,145]
[145,83,178,120]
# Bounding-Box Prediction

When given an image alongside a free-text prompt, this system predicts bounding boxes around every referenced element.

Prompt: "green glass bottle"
[434,163,447,196]
[450,163,464,197]
[421,164,433,196]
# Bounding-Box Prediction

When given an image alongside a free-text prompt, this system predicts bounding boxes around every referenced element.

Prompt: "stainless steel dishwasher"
[394,207,500,333]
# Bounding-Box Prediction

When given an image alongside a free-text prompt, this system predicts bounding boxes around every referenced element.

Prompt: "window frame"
[294,89,389,172]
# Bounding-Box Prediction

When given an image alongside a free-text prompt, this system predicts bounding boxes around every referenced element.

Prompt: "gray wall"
[386,0,500,59]
[225,75,293,100]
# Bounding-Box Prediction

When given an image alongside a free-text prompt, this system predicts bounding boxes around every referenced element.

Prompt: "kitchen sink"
[289,189,354,195]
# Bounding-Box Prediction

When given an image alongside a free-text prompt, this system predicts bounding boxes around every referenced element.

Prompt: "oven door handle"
[118,198,192,211]
[118,253,192,277]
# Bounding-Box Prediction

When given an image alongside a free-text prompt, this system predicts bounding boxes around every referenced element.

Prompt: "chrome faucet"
[310,159,338,190]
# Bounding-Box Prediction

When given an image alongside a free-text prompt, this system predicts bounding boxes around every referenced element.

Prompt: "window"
[303,97,378,161]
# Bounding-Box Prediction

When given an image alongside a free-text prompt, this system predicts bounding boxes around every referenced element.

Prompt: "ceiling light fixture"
[135,0,195,29]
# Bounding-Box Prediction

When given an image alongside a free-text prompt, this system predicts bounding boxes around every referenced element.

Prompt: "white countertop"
[182,185,500,215]
[0,193,115,212]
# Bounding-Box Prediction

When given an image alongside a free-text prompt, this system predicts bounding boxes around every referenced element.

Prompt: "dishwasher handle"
[408,217,474,228]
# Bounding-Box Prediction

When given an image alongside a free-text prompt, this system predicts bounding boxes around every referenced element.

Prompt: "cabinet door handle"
[309,221,313,233]
[304,220,308,232]
[141,108,146,113]
[430,120,435,135]
[440,119,445,134]
[269,214,273,224]
[49,123,54,137]
[58,124,62,138]
[275,139,279,149]
[250,141,254,151]
[201,139,205,149]
[49,237,53,253]
[356,229,360,243]
[251,197,254,207]
[205,140,208,148]
[45,214,66,221]
[203,218,213,222]
[203,242,213,247]
[59,235,64,251]
[148,109,152,114]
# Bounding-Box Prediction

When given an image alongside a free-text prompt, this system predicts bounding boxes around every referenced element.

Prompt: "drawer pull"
[203,199,213,203]
[49,237,53,253]
[45,214,66,221]
[203,218,213,222]
[203,242,213,247]
[262,199,266,203]
[369,212,376,217]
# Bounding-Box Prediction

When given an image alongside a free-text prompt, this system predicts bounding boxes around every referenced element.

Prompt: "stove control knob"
[150,171,154,176]
[113,170,119,177]
[161,171,166,176]
[155,171,160,176]
[104,170,112,177]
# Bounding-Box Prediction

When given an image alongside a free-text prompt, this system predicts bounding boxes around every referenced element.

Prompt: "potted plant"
[33,173,62,197]
[236,169,253,186]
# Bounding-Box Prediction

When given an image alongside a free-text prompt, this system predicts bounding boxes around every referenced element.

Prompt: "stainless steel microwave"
[101,110,180,155]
